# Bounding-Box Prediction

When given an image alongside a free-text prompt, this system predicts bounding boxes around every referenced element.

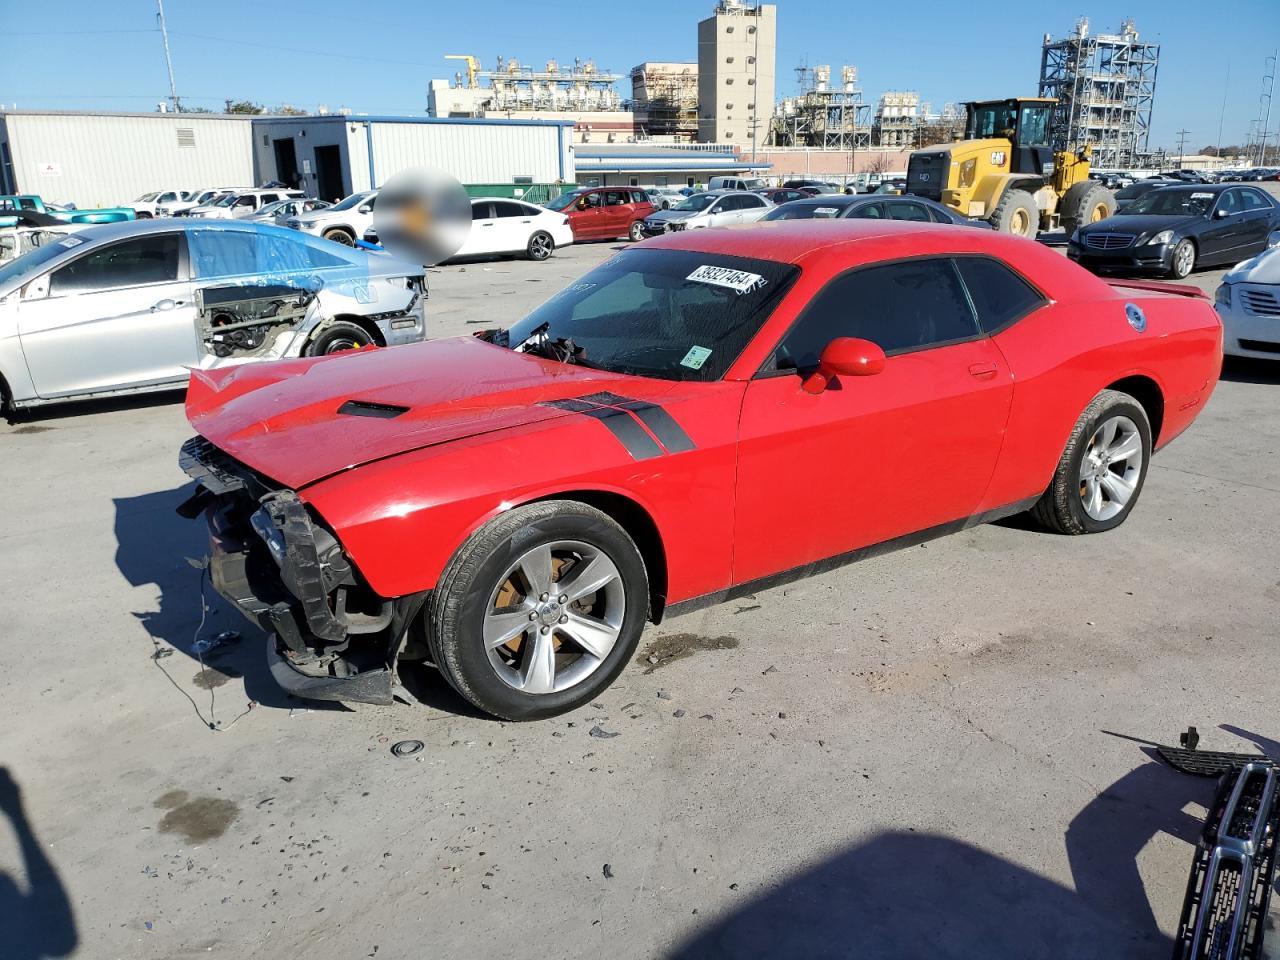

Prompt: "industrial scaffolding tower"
[769,65,872,149]
[1038,18,1160,169]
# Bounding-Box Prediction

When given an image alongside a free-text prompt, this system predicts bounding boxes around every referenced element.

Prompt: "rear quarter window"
[954,257,1046,334]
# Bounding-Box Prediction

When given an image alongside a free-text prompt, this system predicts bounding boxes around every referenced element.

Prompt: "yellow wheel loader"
[906,98,1115,237]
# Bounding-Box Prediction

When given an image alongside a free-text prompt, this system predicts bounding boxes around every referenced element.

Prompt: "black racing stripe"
[541,397,663,460]
[577,390,633,407]
[615,401,696,454]
[581,408,664,460]
[542,398,601,413]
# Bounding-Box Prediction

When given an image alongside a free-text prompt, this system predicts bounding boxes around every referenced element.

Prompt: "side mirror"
[358,204,373,214]
[802,337,885,394]
[1214,208,1231,219]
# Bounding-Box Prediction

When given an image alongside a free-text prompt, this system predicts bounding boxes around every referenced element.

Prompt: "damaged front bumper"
[178,436,426,705]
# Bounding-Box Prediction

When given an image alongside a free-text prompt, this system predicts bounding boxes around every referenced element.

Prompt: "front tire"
[322,227,355,246]
[527,230,554,261]
[628,220,645,242]
[427,501,649,721]
[1168,239,1196,279]
[990,188,1038,237]
[1031,390,1151,535]
[1060,182,1115,237]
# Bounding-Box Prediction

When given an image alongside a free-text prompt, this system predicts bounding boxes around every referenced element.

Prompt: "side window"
[1241,189,1271,211]
[159,192,177,203]
[582,193,602,208]
[630,190,647,204]
[260,193,280,204]
[886,201,930,222]
[190,229,347,279]
[742,194,765,208]
[471,202,494,221]
[1216,191,1241,216]
[235,196,255,208]
[50,234,180,294]
[773,259,978,370]
[849,202,883,219]
[927,205,954,224]
[604,191,625,206]
[954,257,1045,334]
[491,201,524,218]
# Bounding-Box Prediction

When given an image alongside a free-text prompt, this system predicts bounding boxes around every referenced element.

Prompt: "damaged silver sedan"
[0,219,426,412]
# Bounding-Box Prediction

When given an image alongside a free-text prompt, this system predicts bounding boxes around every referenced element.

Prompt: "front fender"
[300,385,744,604]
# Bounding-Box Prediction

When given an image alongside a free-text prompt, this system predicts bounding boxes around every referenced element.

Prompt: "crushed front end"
[177,436,426,704]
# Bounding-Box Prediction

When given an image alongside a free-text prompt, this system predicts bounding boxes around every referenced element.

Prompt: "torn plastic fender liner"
[269,591,431,706]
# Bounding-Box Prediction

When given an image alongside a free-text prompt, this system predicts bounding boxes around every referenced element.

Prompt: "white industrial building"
[252,115,575,202]
[0,111,257,207]
[0,110,576,207]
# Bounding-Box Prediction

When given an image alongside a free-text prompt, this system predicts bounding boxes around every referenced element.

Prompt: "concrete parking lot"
[2,215,1279,959]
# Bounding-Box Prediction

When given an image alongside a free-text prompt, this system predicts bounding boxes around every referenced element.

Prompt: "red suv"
[546,188,655,242]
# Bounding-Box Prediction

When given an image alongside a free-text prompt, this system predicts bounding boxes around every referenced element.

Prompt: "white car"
[161,188,243,217]
[363,197,574,262]
[125,189,195,219]
[186,189,305,220]
[1215,244,1280,359]
[639,189,773,236]
[646,187,687,210]
[245,198,331,225]
[286,191,377,246]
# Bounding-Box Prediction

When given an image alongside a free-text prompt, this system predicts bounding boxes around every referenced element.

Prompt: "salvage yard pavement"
[2,220,1280,959]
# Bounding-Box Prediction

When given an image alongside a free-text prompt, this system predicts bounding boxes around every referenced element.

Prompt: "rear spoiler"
[1105,278,1210,300]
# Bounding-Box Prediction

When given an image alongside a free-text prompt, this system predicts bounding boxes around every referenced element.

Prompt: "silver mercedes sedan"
[0,219,426,412]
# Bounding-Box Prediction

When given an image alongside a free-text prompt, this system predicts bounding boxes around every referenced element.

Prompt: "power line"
[169,31,435,68]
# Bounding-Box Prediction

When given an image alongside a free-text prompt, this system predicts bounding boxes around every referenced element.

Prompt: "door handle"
[968,362,998,379]
[152,299,176,311]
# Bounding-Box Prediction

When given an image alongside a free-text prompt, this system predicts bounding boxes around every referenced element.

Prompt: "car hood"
[1080,214,1200,237]
[186,335,667,489]
[645,209,700,223]
[1225,245,1280,284]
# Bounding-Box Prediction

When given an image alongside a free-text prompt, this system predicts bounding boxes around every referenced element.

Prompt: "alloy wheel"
[1078,415,1143,522]
[531,233,553,259]
[483,540,625,695]
[1174,242,1195,277]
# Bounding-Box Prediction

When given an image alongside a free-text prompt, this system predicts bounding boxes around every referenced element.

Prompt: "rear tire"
[527,231,554,261]
[427,500,649,721]
[1060,182,1116,237]
[990,188,1038,238]
[306,320,374,356]
[1031,389,1152,535]
[322,228,355,246]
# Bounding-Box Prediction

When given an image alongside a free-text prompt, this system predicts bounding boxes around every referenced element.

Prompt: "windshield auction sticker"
[686,264,766,294]
[680,345,713,369]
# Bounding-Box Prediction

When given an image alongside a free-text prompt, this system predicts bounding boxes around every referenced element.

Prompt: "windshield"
[0,235,80,291]
[762,202,849,221]
[545,192,581,211]
[135,192,159,202]
[1125,189,1216,217]
[256,200,287,217]
[328,192,373,212]
[498,248,799,381]
[1117,182,1159,201]
[968,103,1018,139]
[214,194,240,207]
[673,194,717,213]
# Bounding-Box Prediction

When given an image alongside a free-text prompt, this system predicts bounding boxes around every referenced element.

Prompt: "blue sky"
[2,0,1277,151]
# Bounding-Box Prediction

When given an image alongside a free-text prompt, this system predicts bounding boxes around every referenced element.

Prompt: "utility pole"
[157,0,181,112]
[1174,128,1191,164]
[1259,51,1276,166]
[1217,61,1230,159]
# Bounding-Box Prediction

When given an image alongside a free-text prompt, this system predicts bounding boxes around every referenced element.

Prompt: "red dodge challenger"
[178,220,1222,720]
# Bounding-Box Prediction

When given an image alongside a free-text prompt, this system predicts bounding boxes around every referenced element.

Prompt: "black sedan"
[759,193,991,227]
[1067,184,1280,279]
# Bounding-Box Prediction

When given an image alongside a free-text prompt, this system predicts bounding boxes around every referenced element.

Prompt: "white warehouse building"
[0,111,257,208]
[0,110,576,208]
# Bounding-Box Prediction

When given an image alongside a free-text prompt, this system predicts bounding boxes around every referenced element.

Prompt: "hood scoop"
[337,399,410,419]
